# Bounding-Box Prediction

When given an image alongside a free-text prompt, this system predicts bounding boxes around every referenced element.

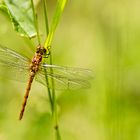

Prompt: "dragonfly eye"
[36,45,41,53]
[36,45,46,55]
[42,47,46,54]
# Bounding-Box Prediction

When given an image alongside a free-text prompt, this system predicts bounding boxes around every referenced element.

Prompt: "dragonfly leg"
[43,46,51,58]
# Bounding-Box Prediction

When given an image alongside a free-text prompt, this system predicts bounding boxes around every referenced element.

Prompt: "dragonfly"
[0,45,92,120]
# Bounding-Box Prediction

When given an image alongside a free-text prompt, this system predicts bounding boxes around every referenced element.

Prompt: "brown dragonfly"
[0,45,92,120]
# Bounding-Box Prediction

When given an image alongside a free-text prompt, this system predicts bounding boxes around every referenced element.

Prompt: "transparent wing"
[0,45,93,89]
[35,64,93,89]
[41,64,93,79]
[0,45,30,82]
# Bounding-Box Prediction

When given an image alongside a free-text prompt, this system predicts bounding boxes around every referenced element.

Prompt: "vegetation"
[0,0,140,140]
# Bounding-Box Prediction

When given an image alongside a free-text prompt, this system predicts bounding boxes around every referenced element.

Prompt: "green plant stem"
[31,0,41,44]
[43,0,54,113]
[43,0,49,35]
[42,0,55,114]
[50,51,59,129]
[43,68,53,111]
[43,0,61,140]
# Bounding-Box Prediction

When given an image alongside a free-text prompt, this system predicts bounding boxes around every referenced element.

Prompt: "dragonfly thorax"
[30,45,45,74]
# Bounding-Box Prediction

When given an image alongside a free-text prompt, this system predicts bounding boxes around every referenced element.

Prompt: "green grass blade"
[43,0,49,35]
[44,0,67,49]
[30,0,41,44]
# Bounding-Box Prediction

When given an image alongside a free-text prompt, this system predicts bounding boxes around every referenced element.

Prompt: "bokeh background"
[0,0,140,140]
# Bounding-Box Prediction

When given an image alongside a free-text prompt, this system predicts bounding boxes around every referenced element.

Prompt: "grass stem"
[31,0,41,44]
[43,0,61,139]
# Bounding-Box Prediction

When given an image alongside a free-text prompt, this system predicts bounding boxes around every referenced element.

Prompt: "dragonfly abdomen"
[19,45,46,120]
[19,75,34,120]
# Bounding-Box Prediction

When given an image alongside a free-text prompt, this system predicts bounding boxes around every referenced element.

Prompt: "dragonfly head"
[36,45,46,55]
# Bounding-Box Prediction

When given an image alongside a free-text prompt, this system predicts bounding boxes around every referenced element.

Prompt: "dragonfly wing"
[35,72,91,90]
[0,45,30,82]
[0,45,30,67]
[41,64,93,80]
[35,64,93,89]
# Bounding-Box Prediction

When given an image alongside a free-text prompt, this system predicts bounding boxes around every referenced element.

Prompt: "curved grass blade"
[44,0,67,49]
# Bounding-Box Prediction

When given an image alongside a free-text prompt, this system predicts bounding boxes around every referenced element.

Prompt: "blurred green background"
[0,0,140,140]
